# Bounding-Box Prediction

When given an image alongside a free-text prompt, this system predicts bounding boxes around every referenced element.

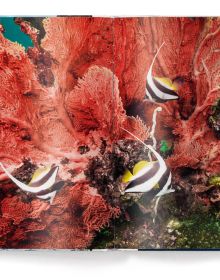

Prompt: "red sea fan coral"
[157,18,220,173]
[40,17,148,144]
[0,23,86,166]
[64,65,148,143]
[41,17,114,92]
[114,18,149,106]
[65,66,126,141]
[0,32,49,168]
[0,182,120,249]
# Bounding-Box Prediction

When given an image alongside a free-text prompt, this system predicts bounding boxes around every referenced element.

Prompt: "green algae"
[208,175,220,187]
[160,140,170,153]
[166,211,220,249]
[160,140,173,157]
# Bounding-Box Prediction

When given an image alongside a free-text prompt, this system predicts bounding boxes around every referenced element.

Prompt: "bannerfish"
[0,163,65,203]
[146,42,179,103]
[121,127,174,199]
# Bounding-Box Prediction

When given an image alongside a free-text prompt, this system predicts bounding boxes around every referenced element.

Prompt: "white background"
[1,1,220,279]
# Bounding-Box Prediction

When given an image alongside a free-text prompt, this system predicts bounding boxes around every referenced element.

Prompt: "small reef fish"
[0,163,65,203]
[146,42,179,103]
[121,127,174,198]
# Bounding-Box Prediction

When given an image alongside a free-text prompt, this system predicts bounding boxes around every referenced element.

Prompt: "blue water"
[0,17,34,50]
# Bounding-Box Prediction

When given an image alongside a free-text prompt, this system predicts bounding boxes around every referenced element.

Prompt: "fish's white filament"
[153,196,161,223]
[150,106,162,149]
[146,43,163,104]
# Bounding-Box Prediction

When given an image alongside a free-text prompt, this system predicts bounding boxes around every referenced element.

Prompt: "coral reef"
[0,16,219,249]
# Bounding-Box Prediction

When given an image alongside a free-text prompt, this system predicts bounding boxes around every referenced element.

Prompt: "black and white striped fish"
[146,43,179,103]
[121,128,174,199]
[0,163,65,203]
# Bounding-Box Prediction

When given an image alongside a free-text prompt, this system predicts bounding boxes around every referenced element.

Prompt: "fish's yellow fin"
[153,183,160,189]
[29,166,51,185]
[155,77,178,91]
[133,160,150,175]
[122,169,134,183]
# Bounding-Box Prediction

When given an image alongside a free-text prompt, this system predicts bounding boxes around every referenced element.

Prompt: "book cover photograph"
[0,16,219,250]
